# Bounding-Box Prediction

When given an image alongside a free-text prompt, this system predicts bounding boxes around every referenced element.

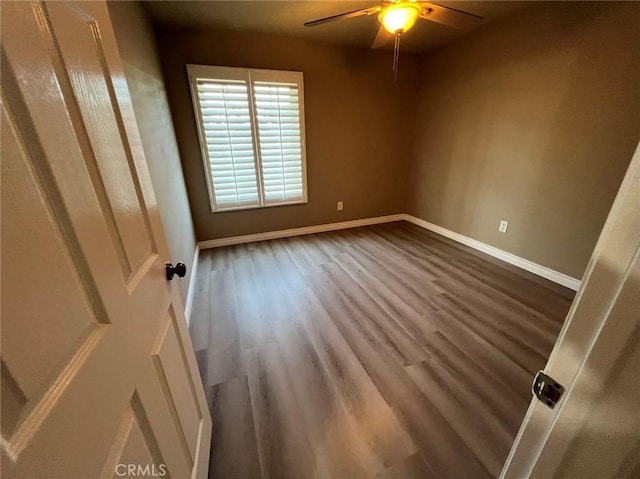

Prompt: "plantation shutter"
[194,78,260,209]
[253,80,304,203]
[188,65,307,212]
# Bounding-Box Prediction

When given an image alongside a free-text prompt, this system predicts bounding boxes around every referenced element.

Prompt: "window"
[187,65,308,212]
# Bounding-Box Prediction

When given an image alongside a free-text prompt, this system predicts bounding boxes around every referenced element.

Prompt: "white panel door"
[500,142,640,478]
[0,2,211,478]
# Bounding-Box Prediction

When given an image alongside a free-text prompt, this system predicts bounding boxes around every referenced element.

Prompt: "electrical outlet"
[499,220,509,233]
[337,201,344,211]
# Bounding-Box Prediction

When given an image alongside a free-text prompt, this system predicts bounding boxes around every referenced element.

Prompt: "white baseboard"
[184,243,200,326]
[198,214,406,249]
[194,212,580,291]
[404,214,581,291]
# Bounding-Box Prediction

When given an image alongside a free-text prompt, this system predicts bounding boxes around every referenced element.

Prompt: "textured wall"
[407,2,640,279]
[155,26,421,240]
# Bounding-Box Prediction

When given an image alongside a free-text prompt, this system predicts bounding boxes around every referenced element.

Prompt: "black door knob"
[165,262,187,280]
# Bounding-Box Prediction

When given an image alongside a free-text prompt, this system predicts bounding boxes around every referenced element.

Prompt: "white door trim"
[183,244,200,326]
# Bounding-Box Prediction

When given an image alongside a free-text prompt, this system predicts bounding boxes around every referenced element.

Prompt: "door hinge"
[532,371,565,409]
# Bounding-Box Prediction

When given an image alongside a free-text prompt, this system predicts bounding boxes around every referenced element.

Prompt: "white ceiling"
[143,1,532,52]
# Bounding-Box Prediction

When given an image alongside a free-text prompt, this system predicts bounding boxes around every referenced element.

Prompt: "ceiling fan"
[304,1,483,77]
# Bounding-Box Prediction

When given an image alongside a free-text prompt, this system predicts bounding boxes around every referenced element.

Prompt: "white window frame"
[187,64,308,213]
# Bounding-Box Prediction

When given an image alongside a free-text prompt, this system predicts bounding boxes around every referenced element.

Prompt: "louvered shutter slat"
[195,79,259,208]
[254,81,305,203]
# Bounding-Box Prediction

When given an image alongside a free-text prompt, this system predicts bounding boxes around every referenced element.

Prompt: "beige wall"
[108,3,197,303]
[407,2,640,279]
[154,26,421,241]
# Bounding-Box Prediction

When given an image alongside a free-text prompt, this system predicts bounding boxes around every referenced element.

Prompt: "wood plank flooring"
[189,221,575,478]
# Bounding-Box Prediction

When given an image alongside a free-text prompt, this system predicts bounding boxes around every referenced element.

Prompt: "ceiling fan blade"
[304,6,382,27]
[418,2,483,30]
[371,25,392,49]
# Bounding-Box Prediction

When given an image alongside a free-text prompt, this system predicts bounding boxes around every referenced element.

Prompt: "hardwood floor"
[189,221,575,478]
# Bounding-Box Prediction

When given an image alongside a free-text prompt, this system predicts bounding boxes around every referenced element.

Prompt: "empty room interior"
[2,1,640,478]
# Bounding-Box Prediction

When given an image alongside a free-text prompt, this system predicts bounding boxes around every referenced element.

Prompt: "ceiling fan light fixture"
[379,2,420,34]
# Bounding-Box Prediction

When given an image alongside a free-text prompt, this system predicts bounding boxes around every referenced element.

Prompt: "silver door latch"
[532,371,565,409]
